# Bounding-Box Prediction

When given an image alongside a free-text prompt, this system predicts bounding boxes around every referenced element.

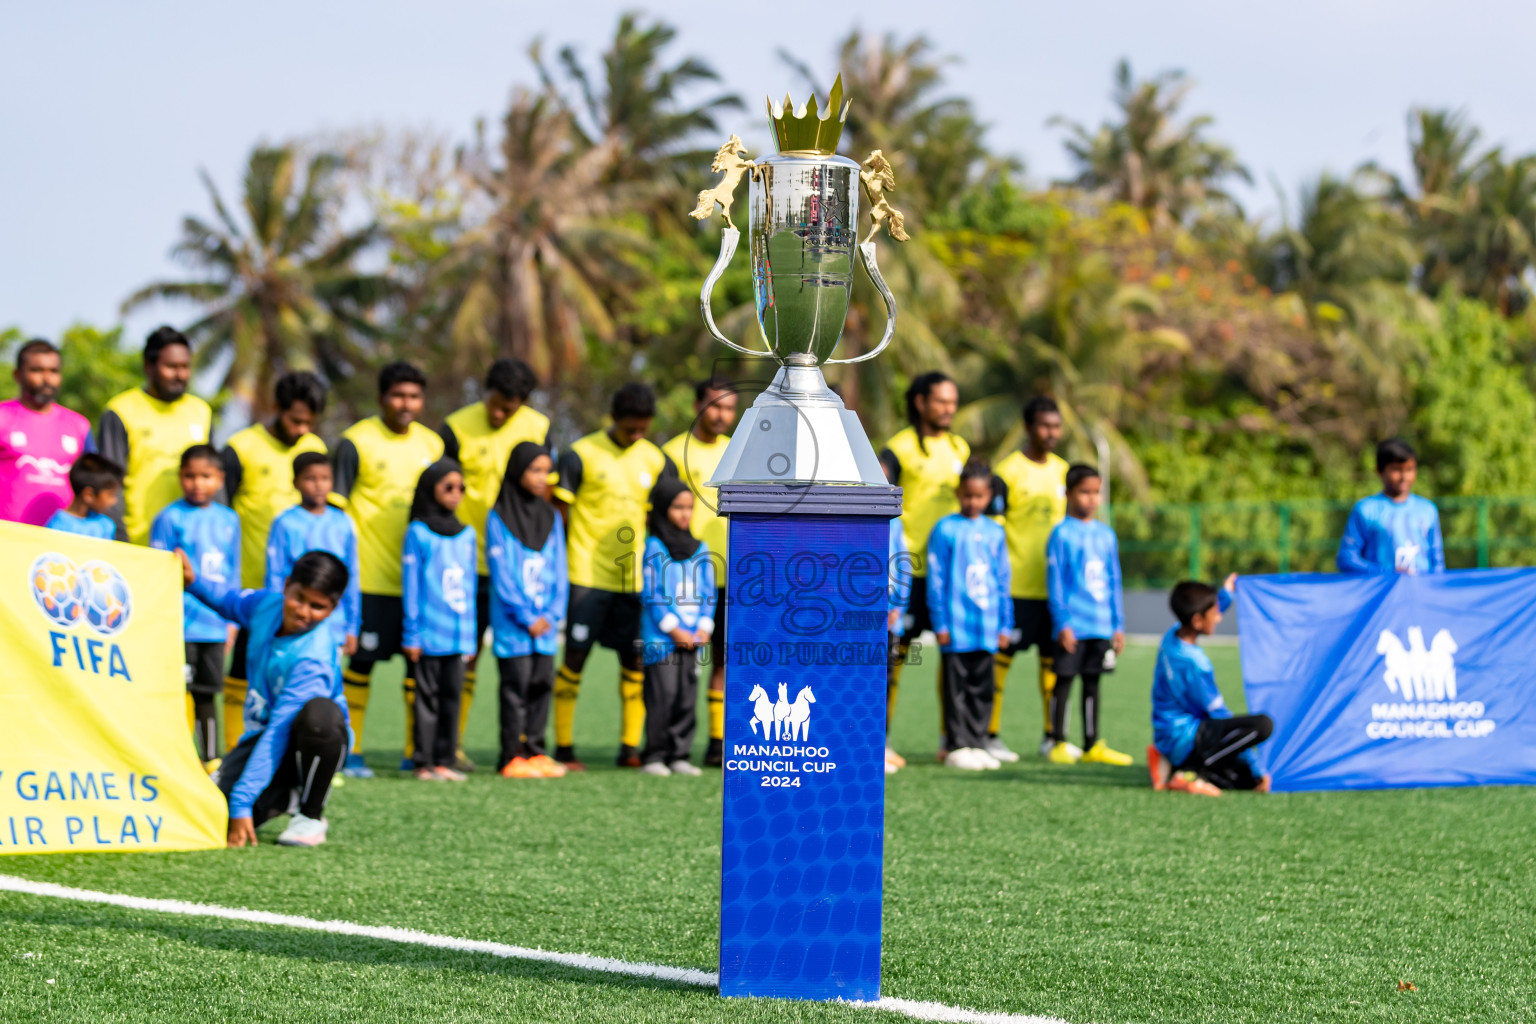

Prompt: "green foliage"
[0,323,141,424]
[1410,297,1536,496]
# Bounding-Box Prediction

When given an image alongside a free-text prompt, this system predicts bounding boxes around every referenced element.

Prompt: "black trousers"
[185,641,224,761]
[413,655,465,768]
[219,698,348,822]
[498,654,554,767]
[1178,714,1273,790]
[642,650,698,765]
[942,650,995,751]
[1050,673,1102,747]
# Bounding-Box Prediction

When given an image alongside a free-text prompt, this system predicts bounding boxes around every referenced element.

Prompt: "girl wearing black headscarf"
[484,442,569,778]
[402,459,477,781]
[637,477,717,776]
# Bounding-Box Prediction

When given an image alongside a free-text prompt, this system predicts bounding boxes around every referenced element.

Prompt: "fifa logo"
[29,552,134,680]
[1376,627,1458,701]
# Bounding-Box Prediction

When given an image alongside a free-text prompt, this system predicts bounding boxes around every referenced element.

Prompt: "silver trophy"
[690,75,909,487]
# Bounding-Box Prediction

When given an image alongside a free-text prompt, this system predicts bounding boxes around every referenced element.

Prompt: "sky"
[4,0,1535,343]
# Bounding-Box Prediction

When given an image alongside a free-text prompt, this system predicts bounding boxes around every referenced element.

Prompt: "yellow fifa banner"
[0,522,226,854]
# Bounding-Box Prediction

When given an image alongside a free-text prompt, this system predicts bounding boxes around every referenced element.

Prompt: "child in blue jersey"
[179,547,351,847]
[1149,577,1272,796]
[485,442,568,779]
[927,463,1014,771]
[885,518,914,774]
[266,452,362,654]
[45,453,123,540]
[1045,465,1131,767]
[1338,438,1444,575]
[401,459,477,782]
[150,444,240,769]
[638,478,716,776]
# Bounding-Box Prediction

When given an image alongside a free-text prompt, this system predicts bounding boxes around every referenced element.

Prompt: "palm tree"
[123,146,390,417]
[1461,152,1536,315]
[1053,60,1250,228]
[537,12,742,186]
[421,86,646,387]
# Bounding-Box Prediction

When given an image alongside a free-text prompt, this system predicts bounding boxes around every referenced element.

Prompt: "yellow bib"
[103,389,212,545]
[340,417,444,596]
[555,432,669,593]
[445,402,550,575]
[992,450,1069,599]
[883,426,970,575]
[662,430,729,583]
[225,423,327,587]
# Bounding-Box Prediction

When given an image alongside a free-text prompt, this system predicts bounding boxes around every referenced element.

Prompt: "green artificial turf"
[3,644,1534,1023]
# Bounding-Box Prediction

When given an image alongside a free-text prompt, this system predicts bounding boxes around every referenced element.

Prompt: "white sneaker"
[669,760,702,776]
[276,813,328,847]
[639,761,671,776]
[946,747,989,771]
[977,749,1002,770]
[884,746,907,769]
[1040,738,1082,759]
[885,759,899,774]
[984,737,1020,763]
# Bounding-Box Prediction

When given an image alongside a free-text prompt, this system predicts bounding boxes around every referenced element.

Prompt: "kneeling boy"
[181,548,352,846]
[1149,577,1272,796]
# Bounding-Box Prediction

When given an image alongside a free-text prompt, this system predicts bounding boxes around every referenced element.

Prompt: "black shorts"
[565,585,643,657]
[708,586,726,670]
[1053,636,1116,677]
[350,593,405,671]
[1007,599,1054,655]
[898,578,933,643]
[185,641,225,697]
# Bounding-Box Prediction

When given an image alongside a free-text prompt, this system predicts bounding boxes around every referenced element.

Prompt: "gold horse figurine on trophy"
[859,150,910,243]
[690,134,754,231]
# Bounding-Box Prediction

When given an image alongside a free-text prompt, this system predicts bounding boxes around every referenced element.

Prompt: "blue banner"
[718,511,889,1001]
[1238,569,1536,791]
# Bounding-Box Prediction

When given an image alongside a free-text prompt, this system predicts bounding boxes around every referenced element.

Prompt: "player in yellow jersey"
[219,372,330,753]
[661,377,738,768]
[97,326,212,545]
[988,396,1069,761]
[438,358,550,770]
[551,383,677,770]
[879,372,968,767]
[331,362,444,778]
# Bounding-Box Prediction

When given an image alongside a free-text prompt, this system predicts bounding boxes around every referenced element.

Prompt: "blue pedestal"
[716,483,902,1002]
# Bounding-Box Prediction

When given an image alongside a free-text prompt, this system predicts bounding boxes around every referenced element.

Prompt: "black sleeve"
[988,474,1009,516]
[438,423,460,462]
[220,446,243,507]
[554,448,583,501]
[878,447,901,486]
[96,409,130,531]
[332,438,360,501]
[659,451,679,482]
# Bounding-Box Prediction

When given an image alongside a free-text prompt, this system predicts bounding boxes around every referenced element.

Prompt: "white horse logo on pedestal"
[1376,627,1458,700]
[747,682,816,740]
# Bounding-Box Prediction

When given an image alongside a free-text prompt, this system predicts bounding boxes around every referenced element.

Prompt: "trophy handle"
[700,226,773,357]
[826,241,898,365]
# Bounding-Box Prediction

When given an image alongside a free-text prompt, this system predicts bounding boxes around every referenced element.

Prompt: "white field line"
[0,873,1072,1024]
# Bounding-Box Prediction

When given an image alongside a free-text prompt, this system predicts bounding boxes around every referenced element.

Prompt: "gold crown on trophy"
[767,74,850,155]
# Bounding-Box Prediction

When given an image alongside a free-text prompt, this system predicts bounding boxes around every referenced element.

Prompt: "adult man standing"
[438,358,550,770]
[0,339,99,528]
[989,396,1069,761]
[661,377,737,767]
[879,372,968,767]
[98,326,212,544]
[219,371,330,751]
[332,362,444,778]
[552,382,676,770]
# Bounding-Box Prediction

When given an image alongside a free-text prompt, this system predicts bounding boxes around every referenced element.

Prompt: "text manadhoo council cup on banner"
[0,521,225,854]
